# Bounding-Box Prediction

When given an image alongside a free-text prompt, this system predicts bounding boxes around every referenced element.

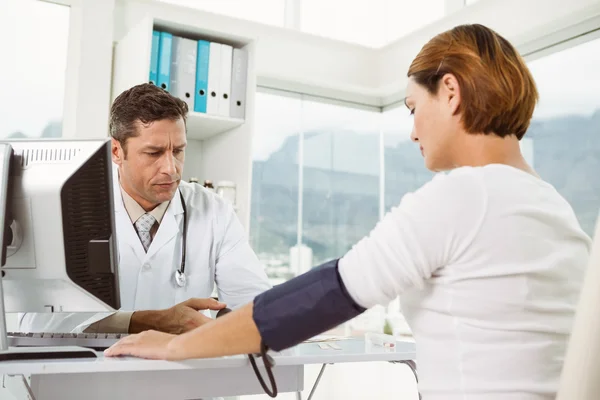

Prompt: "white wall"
[77,0,600,122]
[378,0,600,105]
[62,0,115,139]
[112,0,381,106]
[141,0,600,107]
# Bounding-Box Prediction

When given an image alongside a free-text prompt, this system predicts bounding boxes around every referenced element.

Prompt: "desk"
[0,339,416,400]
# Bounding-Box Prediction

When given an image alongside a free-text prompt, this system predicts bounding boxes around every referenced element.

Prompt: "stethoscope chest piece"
[174,269,187,288]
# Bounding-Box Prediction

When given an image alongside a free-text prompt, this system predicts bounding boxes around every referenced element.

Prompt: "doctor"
[20,83,271,333]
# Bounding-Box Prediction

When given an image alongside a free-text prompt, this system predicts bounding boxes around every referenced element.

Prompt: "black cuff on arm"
[252,258,366,352]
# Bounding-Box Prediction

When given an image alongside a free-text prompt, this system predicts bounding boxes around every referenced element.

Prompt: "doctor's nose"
[159,153,178,177]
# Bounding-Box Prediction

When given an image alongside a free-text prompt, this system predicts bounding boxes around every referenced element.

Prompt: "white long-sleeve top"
[339,164,592,400]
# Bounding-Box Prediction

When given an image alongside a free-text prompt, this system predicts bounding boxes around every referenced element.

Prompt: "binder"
[230,48,248,119]
[170,36,197,110]
[157,32,173,91]
[149,30,160,85]
[194,40,210,114]
[217,44,233,117]
[206,42,222,115]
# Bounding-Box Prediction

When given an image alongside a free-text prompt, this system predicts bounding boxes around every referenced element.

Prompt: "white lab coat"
[19,169,271,332]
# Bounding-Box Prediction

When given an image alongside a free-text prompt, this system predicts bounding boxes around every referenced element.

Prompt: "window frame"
[41,0,115,139]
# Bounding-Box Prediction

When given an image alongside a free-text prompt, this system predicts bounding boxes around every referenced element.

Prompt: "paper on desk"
[317,342,342,350]
[303,335,353,343]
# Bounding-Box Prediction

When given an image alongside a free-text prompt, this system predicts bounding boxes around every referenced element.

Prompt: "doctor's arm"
[19,298,226,334]
[213,205,271,309]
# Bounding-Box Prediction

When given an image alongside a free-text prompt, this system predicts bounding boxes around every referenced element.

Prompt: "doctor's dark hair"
[109,83,188,154]
[407,24,538,140]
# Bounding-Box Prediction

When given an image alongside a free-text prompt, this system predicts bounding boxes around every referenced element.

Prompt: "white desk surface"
[0,338,416,375]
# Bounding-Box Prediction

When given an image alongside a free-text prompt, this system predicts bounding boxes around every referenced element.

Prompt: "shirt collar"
[119,185,170,225]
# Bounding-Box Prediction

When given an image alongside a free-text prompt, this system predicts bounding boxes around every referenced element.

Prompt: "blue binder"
[149,30,160,85]
[157,32,173,91]
[194,40,210,113]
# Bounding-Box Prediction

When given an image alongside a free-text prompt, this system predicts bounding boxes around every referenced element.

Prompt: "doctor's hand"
[129,298,226,334]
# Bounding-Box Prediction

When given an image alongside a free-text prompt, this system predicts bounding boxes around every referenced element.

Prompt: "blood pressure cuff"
[252,258,366,352]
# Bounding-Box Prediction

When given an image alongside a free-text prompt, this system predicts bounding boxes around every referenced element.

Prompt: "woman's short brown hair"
[407,24,538,140]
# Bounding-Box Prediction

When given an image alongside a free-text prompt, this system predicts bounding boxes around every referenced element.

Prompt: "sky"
[2,0,600,158]
[528,39,600,119]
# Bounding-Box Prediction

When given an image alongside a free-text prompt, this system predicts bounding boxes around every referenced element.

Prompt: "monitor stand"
[0,257,96,360]
[0,144,95,361]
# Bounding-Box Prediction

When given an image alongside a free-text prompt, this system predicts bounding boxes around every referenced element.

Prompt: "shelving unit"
[111,0,257,231]
[186,113,244,141]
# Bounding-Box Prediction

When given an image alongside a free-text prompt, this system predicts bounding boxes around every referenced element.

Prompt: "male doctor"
[20,83,271,333]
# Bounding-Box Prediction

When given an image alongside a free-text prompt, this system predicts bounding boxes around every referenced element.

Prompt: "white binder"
[170,36,197,111]
[218,44,233,117]
[206,42,222,115]
[230,48,248,119]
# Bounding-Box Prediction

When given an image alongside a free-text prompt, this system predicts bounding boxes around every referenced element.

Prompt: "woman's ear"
[440,73,461,116]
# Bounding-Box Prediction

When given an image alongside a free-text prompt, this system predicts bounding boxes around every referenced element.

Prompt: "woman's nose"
[410,129,418,143]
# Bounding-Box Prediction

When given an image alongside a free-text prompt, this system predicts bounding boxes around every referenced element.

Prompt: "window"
[301,100,381,266]
[156,0,286,27]
[300,0,446,47]
[0,0,69,139]
[252,90,409,337]
[250,92,302,285]
[382,106,434,212]
[527,37,600,236]
[251,92,381,283]
[247,95,418,400]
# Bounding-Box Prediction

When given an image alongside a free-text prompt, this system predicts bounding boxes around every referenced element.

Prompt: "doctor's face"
[112,118,186,211]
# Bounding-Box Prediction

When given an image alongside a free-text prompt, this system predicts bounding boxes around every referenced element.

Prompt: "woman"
[105,24,592,399]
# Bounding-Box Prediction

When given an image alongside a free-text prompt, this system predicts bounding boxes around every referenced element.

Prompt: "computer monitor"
[0,139,120,313]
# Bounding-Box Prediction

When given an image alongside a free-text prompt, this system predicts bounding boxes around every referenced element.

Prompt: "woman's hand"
[105,303,262,361]
[104,330,179,360]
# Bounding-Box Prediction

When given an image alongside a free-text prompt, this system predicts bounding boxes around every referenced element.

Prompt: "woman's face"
[405,75,462,172]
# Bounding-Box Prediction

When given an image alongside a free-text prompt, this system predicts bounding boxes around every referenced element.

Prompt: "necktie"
[135,213,156,252]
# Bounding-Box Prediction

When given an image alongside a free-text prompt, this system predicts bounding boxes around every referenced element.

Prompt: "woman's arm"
[105,259,365,359]
[104,303,260,360]
[170,302,261,359]
[105,170,486,360]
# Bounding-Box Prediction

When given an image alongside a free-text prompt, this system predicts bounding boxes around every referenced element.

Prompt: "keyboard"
[8,332,129,351]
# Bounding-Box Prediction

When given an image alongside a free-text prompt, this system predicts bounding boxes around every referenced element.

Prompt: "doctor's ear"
[111,138,125,165]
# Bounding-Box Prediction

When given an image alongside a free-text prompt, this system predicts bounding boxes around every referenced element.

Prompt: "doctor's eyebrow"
[142,144,187,152]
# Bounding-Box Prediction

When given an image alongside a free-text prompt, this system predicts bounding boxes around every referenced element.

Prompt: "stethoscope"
[173,190,188,288]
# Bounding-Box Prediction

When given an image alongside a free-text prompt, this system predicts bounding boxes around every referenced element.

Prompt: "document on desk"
[317,343,342,350]
[303,335,352,343]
